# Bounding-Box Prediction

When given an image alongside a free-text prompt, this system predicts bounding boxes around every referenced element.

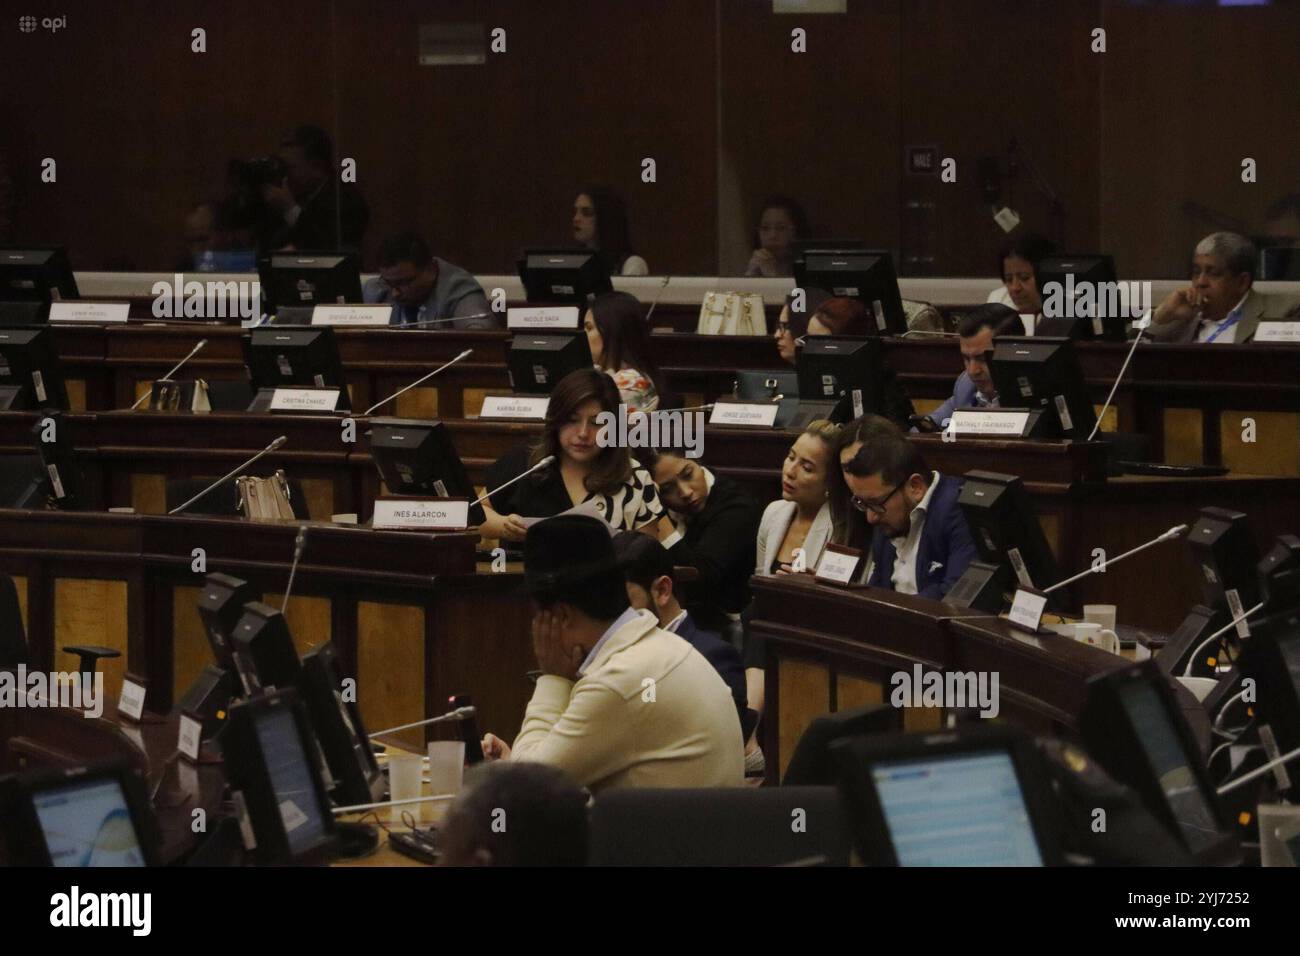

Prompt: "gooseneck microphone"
[1088,318,1148,442]
[471,455,556,507]
[645,276,671,322]
[167,435,288,515]
[281,526,307,618]
[363,349,473,416]
[129,338,209,409]
[394,312,496,329]
[367,705,478,740]
[1041,524,1187,595]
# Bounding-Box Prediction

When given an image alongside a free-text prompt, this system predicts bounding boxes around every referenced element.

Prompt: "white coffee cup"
[1084,604,1117,632]
[1051,621,1119,654]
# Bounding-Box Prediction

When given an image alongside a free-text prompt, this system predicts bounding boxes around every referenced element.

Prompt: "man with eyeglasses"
[836,414,976,598]
[362,231,499,330]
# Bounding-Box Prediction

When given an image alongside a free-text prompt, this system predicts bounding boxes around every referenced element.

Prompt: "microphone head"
[458,348,473,360]
[271,435,288,450]
[194,338,209,350]
[536,455,557,469]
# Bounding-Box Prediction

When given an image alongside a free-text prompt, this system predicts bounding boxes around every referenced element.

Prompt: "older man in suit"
[480,515,743,792]
[1148,232,1300,344]
[837,415,977,599]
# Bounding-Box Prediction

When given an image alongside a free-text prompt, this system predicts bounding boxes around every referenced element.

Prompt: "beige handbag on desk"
[697,291,767,336]
[236,470,296,521]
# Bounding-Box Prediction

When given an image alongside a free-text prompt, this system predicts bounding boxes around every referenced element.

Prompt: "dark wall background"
[2,0,1296,277]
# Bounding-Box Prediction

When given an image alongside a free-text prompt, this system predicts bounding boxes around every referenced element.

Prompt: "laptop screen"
[871,750,1043,866]
[33,777,146,867]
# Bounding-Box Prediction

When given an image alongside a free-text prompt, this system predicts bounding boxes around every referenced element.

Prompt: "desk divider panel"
[131,474,167,514]
[393,387,438,420]
[283,596,332,658]
[356,601,426,752]
[170,583,212,701]
[777,658,832,781]
[1163,407,1204,464]
[1221,409,1300,477]
[13,574,29,633]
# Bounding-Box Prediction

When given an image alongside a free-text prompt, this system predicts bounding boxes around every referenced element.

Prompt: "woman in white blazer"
[746,420,841,754]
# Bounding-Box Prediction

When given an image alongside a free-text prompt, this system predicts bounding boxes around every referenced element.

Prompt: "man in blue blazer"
[838,415,978,599]
[918,304,1024,431]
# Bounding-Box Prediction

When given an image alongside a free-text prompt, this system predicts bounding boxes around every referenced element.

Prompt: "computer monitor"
[831,724,1064,866]
[300,641,385,805]
[0,326,70,410]
[946,470,1061,612]
[220,688,337,865]
[243,325,350,410]
[0,760,158,867]
[0,247,79,325]
[367,417,485,525]
[257,252,362,314]
[506,332,594,394]
[793,249,907,336]
[31,411,85,510]
[990,336,1097,440]
[1035,254,1128,341]
[1186,507,1261,614]
[1080,661,1239,864]
[1258,535,1300,614]
[230,601,303,696]
[796,335,888,423]
[735,369,799,428]
[516,248,613,309]
[782,704,903,786]
[1259,246,1300,281]
[196,572,258,675]
[1238,609,1300,791]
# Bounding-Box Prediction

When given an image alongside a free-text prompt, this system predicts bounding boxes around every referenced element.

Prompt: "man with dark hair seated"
[479,515,743,792]
[836,414,976,598]
[260,124,370,253]
[611,532,749,731]
[362,231,498,329]
[919,303,1025,431]
[437,762,589,867]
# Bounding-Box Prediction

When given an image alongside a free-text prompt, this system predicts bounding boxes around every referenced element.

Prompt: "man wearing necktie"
[1149,232,1298,344]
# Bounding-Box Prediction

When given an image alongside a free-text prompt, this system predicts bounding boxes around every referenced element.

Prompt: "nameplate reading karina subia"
[372,497,470,531]
[311,305,393,326]
[479,395,550,419]
[507,306,580,330]
[268,388,342,412]
[709,402,780,428]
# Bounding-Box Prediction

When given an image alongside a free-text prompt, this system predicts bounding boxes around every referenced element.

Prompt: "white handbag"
[697,291,767,336]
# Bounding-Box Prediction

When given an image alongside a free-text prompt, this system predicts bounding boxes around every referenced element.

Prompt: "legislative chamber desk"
[3,409,1297,629]
[746,575,1214,783]
[46,323,1300,475]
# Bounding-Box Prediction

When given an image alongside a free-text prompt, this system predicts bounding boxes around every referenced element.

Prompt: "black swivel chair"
[165,475,311,520]
[588,786,852,866]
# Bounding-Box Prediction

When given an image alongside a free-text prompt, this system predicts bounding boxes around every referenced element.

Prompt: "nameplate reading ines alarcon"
[372,497,470,531]
[311,305,393,326]
[268,388,342,412]
[117,675,147,723]
[1254,322,1300,344]
[948,409,1033,437]
[814,544,863,585]
[507,306,580,330]
[48,302,130,324]
[479,395,550,419]
[1008,587,1049,633]
[709,402,780,428]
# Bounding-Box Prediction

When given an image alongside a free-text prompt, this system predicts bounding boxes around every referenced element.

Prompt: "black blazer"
[675,611,748,723]
[668,473,761,630]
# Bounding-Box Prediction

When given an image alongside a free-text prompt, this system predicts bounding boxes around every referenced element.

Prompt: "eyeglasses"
[850,480,905,516]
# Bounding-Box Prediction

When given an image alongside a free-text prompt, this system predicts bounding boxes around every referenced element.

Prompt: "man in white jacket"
[480,515,744,793]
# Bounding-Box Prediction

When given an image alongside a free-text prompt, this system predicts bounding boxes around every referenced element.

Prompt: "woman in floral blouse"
[584,292,666,413]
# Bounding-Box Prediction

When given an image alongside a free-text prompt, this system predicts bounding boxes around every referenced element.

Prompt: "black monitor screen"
[507,332,594,394]
[991,336,1097,440]
[516,249,613,309]
[870,749,1043,866]
[958,470,1060,596]
[33,777,146,867]
[368,418,485,524]
[1115,679,1224,854]
[1035,254,1128,340]
[244,326,348,396]
[0,248,79,307]
[0,327,70,411]
[1187,508,1260,612]
[796,335,886,414]
[793,250,906,336]
[258,253,362,313]
[252,704,330,858]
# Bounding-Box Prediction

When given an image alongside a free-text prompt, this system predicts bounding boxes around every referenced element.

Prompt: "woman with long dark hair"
[745,195,809,277]
[585,291,664,413]
[478,369,666,542]
[571,186,649,276]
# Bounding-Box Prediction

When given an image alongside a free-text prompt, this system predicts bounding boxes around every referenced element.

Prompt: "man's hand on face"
[1154,286,1202,325]
[531,608,584,681]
